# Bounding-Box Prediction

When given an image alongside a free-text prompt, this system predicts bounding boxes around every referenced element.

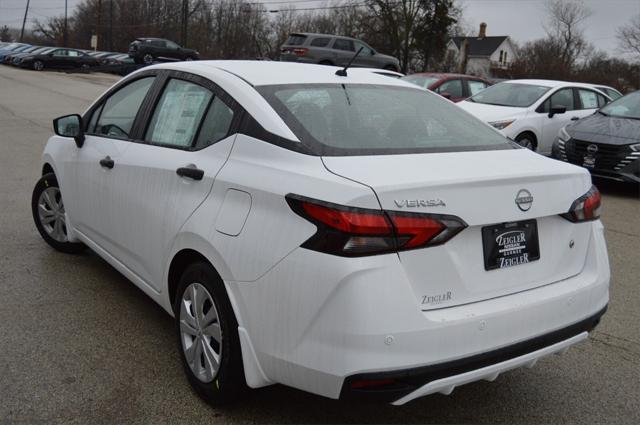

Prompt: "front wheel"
[31,173,85,254]
[174,262,246,405]
[143,53,154,65]
[33,60,44,71]
[515,133,536,150]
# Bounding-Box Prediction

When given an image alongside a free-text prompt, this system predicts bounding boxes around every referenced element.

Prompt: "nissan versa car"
[553,90,640,183]
[459,80,611,154]
[32,61,609,406]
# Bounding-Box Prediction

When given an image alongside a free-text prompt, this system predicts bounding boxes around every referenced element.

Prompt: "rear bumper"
[340,305,606,404]
[233,220,610,401]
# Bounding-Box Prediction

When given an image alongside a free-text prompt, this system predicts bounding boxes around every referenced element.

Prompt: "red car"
[401,73,493,102]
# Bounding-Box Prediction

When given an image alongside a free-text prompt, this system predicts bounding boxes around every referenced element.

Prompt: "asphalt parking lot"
[0,65,639,424]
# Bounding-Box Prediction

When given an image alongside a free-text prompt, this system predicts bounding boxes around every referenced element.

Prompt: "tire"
[143,53,154,65]
[80,63,90,72]
[174,262,246,405]
[33,60,44,71]
[185,56,194,61]
[31,173,85,254]
[318,60,334,66]
[515,132,536,151]
[384,64,397,71]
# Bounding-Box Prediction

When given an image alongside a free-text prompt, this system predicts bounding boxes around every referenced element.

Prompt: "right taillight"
[286,194,467,257]
[561,185,601,222]
[292,48,308,56]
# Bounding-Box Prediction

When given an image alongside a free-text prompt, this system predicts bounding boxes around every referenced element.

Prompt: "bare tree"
[617,13,640,58]
[544,0,592,67]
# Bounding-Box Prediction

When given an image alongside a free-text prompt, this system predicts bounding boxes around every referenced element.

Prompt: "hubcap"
[34,61,43,70]
[180,283,222,383]
[143,54,153,64]
[518,138,534,150]
[37,187,68,242]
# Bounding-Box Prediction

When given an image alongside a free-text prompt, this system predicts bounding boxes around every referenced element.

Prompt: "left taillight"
[292,48,308,56]
[561,185,601,222]
[286,195,467,257]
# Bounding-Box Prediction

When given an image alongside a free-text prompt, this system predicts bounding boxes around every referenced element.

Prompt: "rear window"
[257,84,512,156]
[310,37,331,47]
[286,34,307,46]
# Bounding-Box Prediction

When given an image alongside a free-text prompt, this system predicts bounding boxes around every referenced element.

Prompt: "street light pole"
[63,0,68,46]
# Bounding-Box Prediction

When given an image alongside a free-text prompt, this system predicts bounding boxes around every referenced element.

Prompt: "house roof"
[451,36,508,57]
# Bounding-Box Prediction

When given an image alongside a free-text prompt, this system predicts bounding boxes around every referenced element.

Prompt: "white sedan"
[458,79,611,155]
[32,62,609,406]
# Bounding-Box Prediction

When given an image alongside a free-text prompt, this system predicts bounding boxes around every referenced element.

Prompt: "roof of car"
[407,72,489,80]
[149,60,416,87]
[501,79,608,89]
[291,32,353,40]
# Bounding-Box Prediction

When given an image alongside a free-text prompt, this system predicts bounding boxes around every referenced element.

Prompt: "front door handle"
[570,116,580,121]
[99,156,114,169]
[176,166,204,181]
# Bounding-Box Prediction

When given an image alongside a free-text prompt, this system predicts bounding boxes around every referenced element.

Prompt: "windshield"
[469,83,550,107]
[401,75,441,89]
[600,91,640,119]
[257,84,512,155]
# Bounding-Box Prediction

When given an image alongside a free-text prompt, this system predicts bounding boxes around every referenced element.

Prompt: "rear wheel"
[516,132,537,151]
[174,262,246,405]
[143,53,154,65]
[31,173,85,254]
[80,63,90,71]
[33,60,44,71]
[318,60,334,66]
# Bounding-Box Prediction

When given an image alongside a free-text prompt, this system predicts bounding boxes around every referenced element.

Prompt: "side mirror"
[53,114,85,148]
[548,105,567,118]
[440,91,452,100]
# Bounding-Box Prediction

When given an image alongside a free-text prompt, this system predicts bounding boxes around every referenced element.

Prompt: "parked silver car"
[280,32,400,71]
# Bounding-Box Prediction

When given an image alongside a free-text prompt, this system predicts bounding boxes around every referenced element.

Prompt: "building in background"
[447,23,516,78]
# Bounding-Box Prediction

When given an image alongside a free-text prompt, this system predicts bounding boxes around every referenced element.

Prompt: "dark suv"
[128,38,199,64]
[280,33,400,71]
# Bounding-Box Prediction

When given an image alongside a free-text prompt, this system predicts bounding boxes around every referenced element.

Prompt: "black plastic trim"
[339,305,607,403]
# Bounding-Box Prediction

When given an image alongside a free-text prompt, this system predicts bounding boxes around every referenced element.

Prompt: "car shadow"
[593,178,640,199]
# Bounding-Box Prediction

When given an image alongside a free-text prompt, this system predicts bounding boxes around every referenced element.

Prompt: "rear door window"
[145,79,212,148]
[435,79,463,98]
[310,37,331,47]
[332,39,355,52]
[193,97,235,149]
[578,89,599,109]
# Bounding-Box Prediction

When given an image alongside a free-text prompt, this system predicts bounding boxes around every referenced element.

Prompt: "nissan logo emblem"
[515,189,533,212]
[587,144,598,154]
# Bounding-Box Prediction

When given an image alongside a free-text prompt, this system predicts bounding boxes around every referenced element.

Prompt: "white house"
[446,23,517,78]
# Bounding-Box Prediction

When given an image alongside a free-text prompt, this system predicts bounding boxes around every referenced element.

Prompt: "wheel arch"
[515,130,538,149]
[165,239,272,388]
[42,162,54,176]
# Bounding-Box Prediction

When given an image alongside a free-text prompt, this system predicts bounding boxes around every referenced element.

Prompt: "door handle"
[570,116,580,121]
[99,156,114,169]
[176,166,204,181]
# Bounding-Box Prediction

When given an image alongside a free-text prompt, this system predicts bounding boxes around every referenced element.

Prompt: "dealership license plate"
[482,220,540,271]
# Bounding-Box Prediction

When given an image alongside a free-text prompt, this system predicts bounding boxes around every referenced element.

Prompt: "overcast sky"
[1,0,639,56]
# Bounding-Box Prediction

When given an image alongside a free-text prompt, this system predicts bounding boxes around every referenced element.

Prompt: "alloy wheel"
[33,60,44,71]
[37,187,68,242]
[143,54,154,64]
[180,282,223,383]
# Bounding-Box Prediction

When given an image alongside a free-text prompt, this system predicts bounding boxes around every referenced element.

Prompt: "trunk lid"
[323,149,593,310]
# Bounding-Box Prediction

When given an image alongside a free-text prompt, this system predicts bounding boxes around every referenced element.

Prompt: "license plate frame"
[482,219,540,271]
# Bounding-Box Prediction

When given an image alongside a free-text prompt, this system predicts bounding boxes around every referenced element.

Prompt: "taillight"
[286,195,466,257]
[561,185,601,222]
[292,48,308,56]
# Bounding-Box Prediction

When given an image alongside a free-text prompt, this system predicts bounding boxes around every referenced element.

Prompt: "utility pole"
[181,0,188,46]
[63,0,68,46]
[19,0,31,42]
[109,0,113,51]
[96,0,102,51]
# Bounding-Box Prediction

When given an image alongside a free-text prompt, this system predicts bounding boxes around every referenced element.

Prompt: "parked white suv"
[459,79,611,155]
[32,62,609,406]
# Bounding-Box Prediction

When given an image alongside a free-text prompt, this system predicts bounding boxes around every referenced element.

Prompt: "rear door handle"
[571,116,580,121]
[176,166,204,181]
[99,156,114,169]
